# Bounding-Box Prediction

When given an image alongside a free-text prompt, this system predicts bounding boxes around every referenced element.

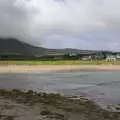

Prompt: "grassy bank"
[0,89,120,120]
[0,60,119,65]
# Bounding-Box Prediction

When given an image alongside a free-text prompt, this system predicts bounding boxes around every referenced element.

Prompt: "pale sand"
[0,65,120,73]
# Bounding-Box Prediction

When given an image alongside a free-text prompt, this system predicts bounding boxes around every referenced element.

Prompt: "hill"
[0,38,47,56]
[0,38,115,59]
[0,38,99,57]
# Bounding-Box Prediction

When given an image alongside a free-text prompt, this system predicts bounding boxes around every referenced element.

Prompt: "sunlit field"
[0,60,120,65]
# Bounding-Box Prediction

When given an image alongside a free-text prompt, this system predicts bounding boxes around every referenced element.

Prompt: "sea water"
[0,71,120,107]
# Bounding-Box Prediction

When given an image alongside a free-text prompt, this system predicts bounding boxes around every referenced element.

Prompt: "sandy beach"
[0,65,120,73]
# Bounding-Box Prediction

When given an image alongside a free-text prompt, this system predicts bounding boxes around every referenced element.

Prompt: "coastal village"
[0,50,120,61]
[0,38,120,61]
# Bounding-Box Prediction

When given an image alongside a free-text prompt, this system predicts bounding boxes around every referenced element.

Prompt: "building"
[105,55,116,61]
[114,52,120,60]
[81,56,92,60]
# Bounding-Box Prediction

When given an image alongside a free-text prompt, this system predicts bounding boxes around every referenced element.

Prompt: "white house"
[81,56,92,60]
[116,54,120,59]
[105,55,116,61]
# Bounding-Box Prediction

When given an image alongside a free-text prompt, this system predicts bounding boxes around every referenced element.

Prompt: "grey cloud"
[0,0,120,50]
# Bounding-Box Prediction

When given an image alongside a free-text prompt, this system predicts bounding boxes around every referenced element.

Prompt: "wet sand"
[0,90,120,120]
[0,65,120,73]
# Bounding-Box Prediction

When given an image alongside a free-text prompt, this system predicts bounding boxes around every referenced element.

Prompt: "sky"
[0,0,120,51]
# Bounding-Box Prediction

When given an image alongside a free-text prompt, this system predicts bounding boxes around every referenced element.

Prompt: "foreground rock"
[0,89,120,120]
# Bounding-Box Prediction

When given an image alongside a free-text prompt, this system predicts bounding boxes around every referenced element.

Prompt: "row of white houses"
[105,54,120,61]
[79,53,120,61]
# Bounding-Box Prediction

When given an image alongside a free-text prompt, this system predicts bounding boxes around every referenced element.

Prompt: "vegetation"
[0,60,120,65]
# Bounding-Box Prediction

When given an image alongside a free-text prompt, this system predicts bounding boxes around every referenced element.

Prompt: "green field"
[0,60,119,65]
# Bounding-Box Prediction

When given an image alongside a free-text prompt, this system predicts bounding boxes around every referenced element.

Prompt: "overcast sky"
[0,0,120,51]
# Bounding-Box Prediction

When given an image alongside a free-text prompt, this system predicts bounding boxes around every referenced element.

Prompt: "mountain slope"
[0,38,47,56]
[0,38,110,57]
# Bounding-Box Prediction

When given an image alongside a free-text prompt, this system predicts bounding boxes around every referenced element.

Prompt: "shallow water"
[0,71,120,106]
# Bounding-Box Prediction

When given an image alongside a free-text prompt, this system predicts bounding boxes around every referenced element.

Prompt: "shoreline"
[0,89,120,120]
[0,65,120,73]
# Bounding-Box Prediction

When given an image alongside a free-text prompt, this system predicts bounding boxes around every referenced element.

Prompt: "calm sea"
[0,71,120,106]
